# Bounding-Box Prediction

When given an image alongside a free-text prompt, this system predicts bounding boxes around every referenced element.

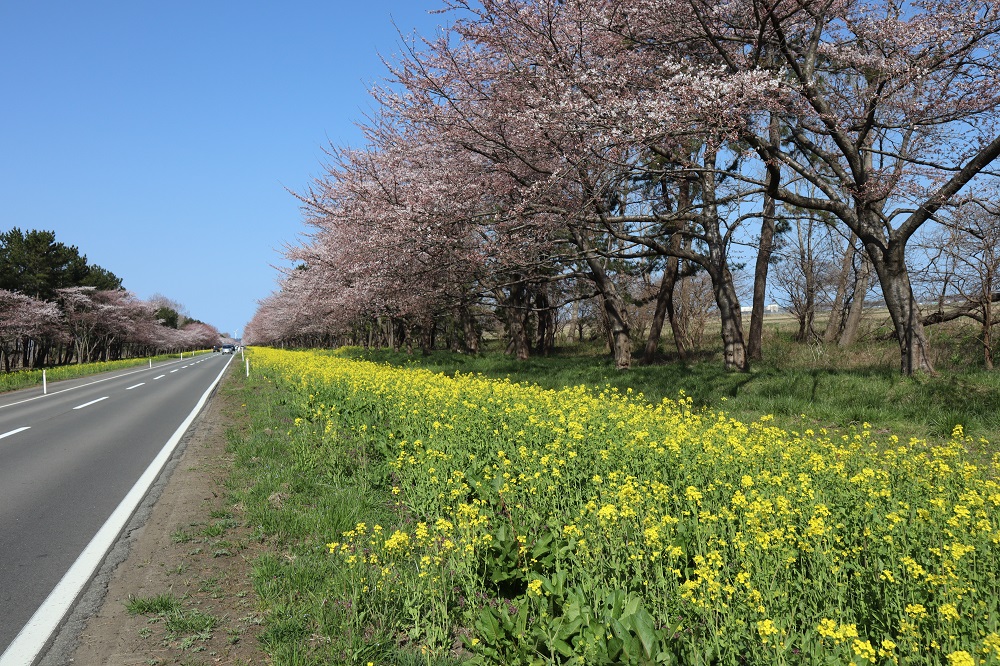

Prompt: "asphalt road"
[0,353,235,660]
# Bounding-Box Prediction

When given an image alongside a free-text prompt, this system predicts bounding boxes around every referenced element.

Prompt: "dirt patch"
[49,374,266,665]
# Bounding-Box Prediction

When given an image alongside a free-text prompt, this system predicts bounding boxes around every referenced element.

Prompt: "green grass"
[224,374,464,666]
[200,522,227,538]
[125,593,183,616]
[164,609,218,635]
[330,336,1000,447]
[170,529,193,544]
[126,591,220,651]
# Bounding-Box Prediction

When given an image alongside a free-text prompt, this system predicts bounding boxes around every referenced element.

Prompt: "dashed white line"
[125,383,145,390]
[73,397,108,410]
[153,375,165,380]
[169,369,179,373]
[0,361,181,411]
[0,426,30,440]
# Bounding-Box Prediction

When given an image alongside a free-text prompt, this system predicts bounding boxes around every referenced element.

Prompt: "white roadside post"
[42,370,47,395]
[245,358,249,378]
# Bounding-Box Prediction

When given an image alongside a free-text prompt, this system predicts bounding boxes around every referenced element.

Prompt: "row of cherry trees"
[0,287,222,372]
[246,0,1000,374]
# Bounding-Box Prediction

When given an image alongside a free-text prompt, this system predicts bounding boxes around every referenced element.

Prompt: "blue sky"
[0,1,447,338]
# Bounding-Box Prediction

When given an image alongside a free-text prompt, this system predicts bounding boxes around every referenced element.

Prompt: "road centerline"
[72,397,109,410]
[0,427,30,440]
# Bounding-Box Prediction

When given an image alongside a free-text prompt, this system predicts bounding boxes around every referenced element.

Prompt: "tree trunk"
[545,308,556,353]
[711,263,749,372]
[460,303,479,354]
[748,209,776,358]
[669,285,688,359]
[839,254,871,348]
[796,292,815,343]
[428,319,437,352]
[984,263,996,370]
[867,241,935,374]
[794,218,818,343]
[984,311,994,370]
[534,291,546,355]
[569,299,582,343]
[748,113,781,360]
[501,282,531,360]
[571,228,632,369]
[643,230,686,364]
[534,290,554,356]
[824,233,857,343]
[642,261,676,364]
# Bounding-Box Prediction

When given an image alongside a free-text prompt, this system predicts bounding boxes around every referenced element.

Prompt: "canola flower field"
[248,347,1000,665]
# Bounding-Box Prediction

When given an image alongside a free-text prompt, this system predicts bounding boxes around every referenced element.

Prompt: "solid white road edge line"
[0,354,235,666]
[72,397,109,410]
[0,427,30,440]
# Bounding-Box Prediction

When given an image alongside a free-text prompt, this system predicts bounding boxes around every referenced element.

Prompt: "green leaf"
[622,594,642,619]
[610,617,629,641]
[552,638,575,658]
[564,597,584,623]
[558,616,583,639]
[476,608,502,643]
[632,607,657,658]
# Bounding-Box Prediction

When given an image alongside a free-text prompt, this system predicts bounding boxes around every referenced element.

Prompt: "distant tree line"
[0,228,221,371]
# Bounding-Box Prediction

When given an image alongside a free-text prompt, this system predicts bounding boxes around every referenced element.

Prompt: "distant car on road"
[221,344,235,354]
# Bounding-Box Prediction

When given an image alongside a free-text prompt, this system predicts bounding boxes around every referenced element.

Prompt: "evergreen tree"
[0,228,122,299]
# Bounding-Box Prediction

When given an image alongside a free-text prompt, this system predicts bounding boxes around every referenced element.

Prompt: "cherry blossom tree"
[381,0,784,370]
[677,0,1000,373]
[0,289,62,371]
[250,0,1000,376]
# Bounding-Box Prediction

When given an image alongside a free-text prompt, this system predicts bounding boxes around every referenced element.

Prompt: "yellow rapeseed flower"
[946,651,975,666]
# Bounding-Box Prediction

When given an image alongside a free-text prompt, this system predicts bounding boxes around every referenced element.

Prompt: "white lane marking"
[125,383,145,390]
[72,397,108,410]
[169,369,179,373]
[0,358,195,411]
[0,355,236,665]
[153,375,166,380]
[0,426,30,440]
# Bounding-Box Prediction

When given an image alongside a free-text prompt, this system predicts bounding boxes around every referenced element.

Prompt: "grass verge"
[89,371,263,666]
[225,364,462,665]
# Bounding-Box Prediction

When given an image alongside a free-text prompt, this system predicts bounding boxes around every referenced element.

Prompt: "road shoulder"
[43,373,264,665]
